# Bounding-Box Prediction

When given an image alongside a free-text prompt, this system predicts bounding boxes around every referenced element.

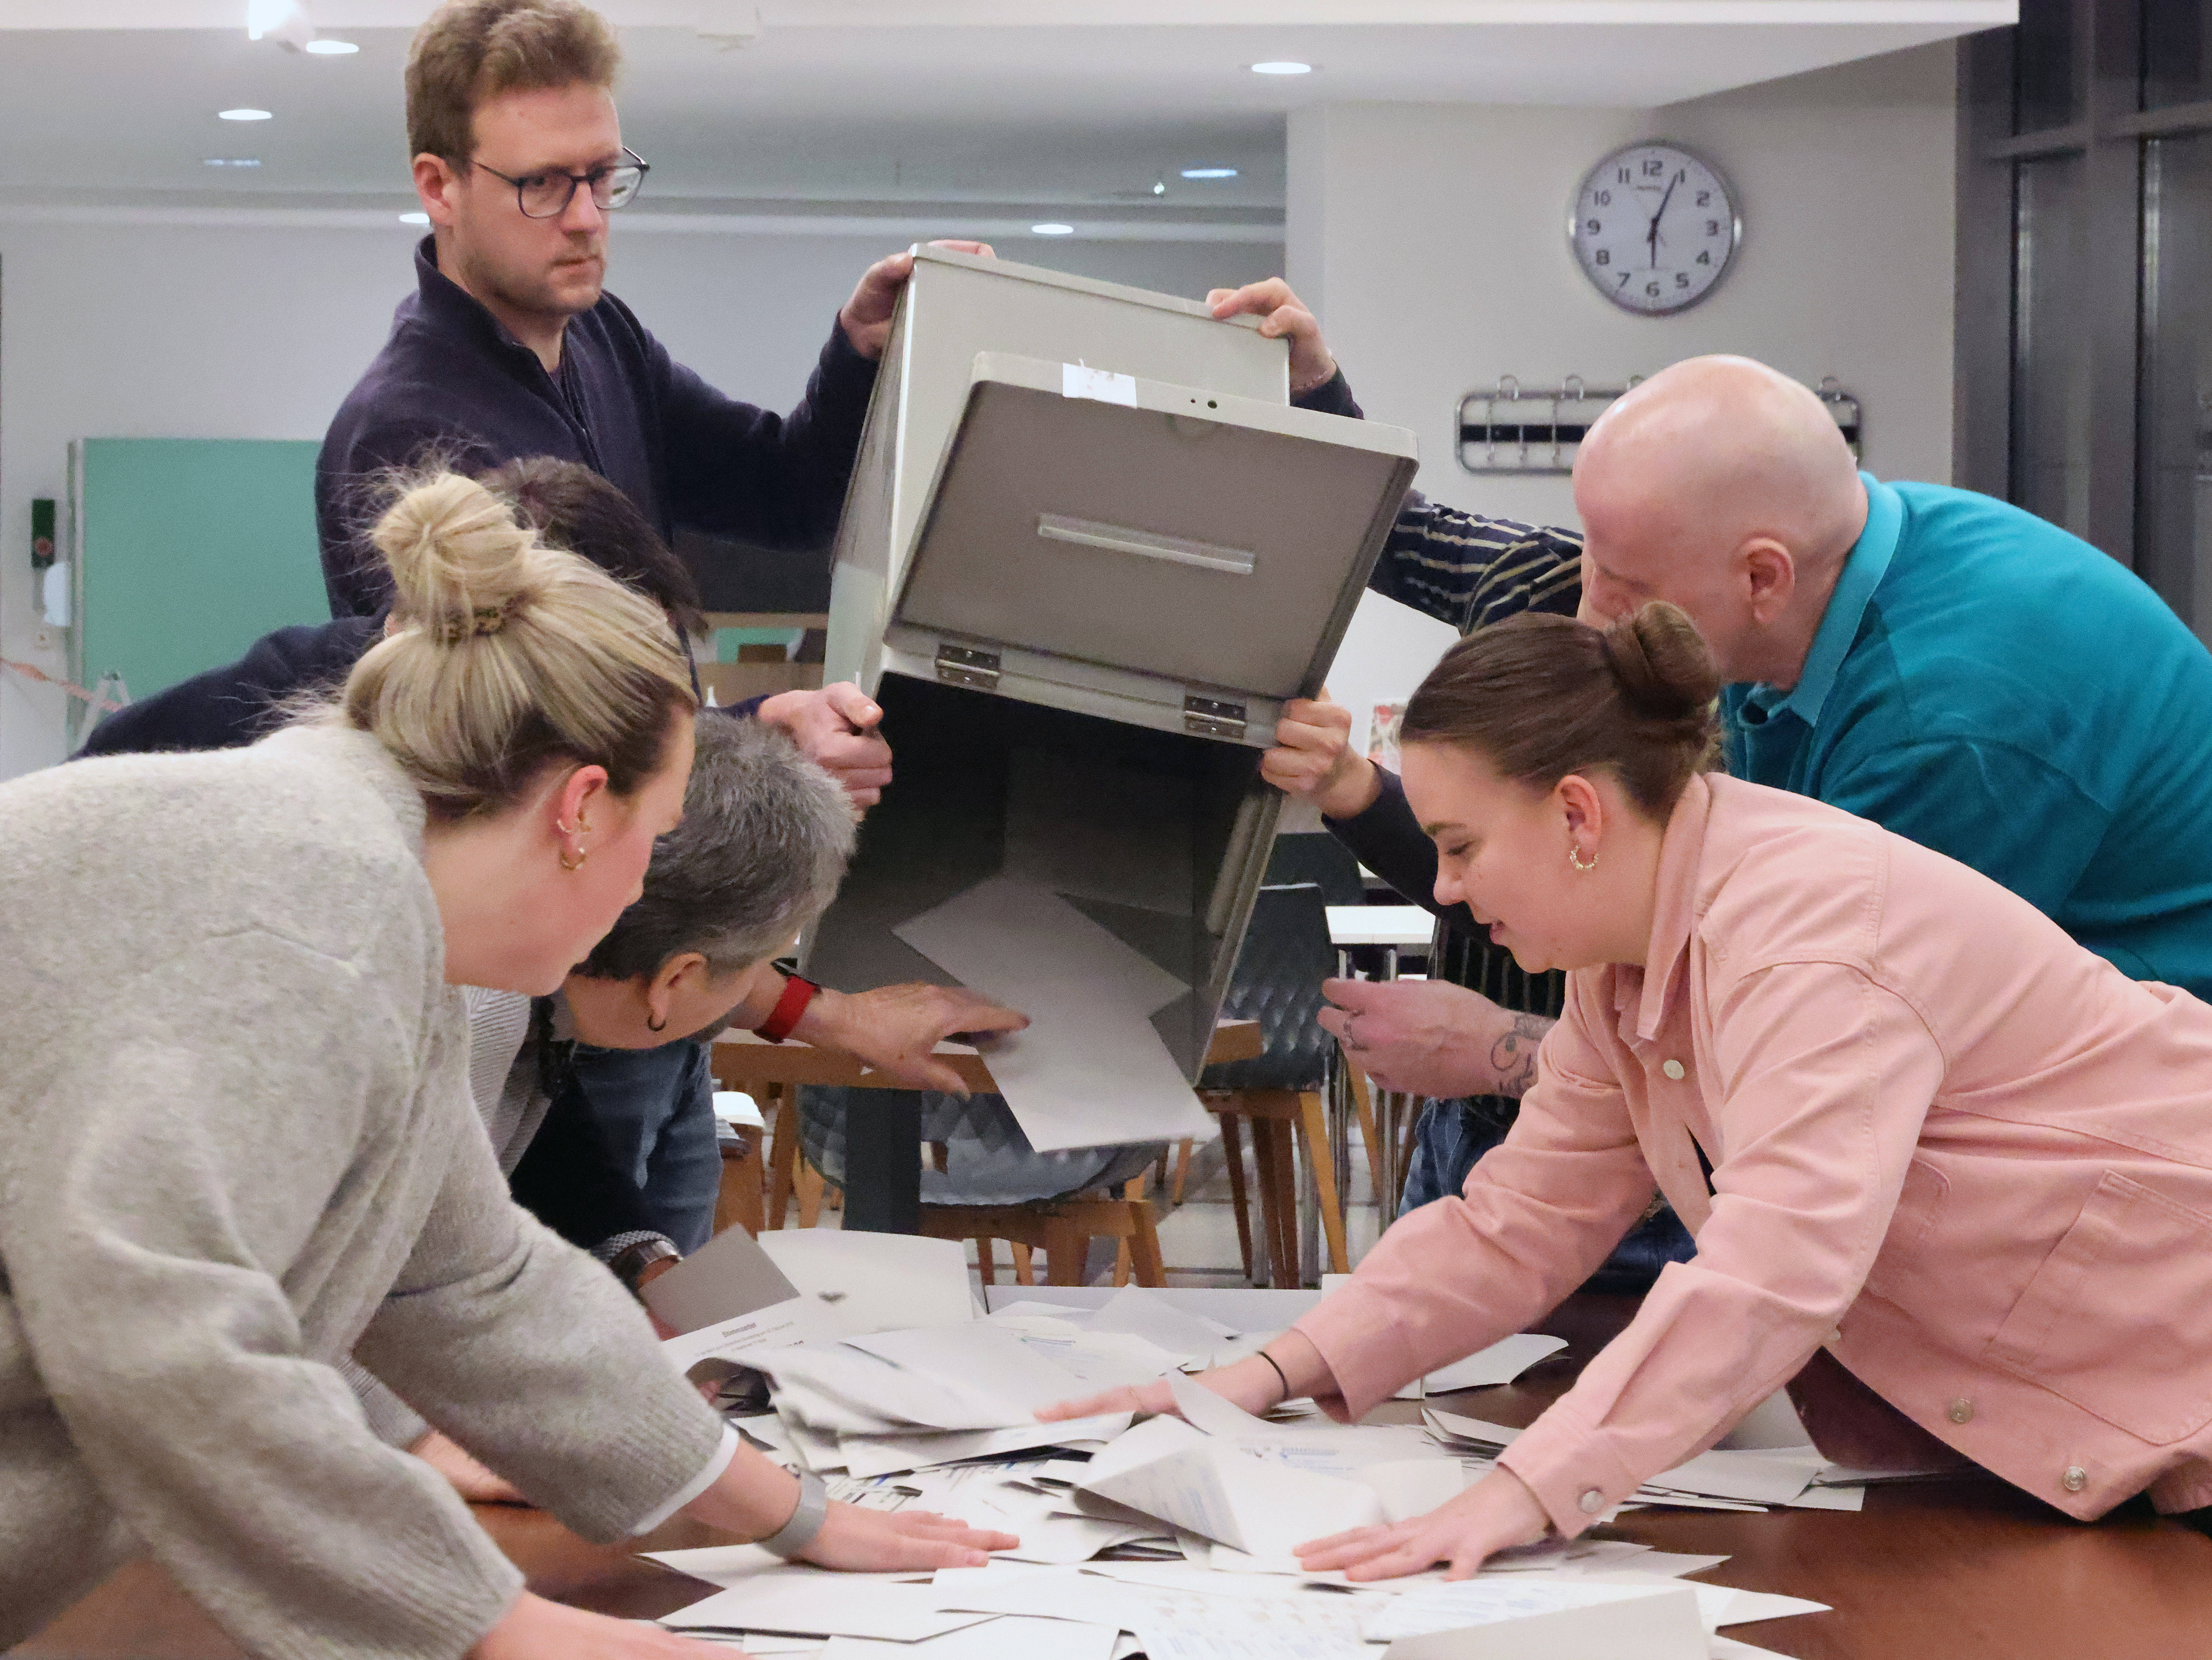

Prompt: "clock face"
[1569,142,1739,315]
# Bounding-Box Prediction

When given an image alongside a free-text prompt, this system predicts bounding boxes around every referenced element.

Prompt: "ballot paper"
[662,1294,851,1376]
[1391,1335,1570,1399]
[826,1616,1119,1660]
[662,1577,992,1641]
[646,1224,806,1334]
[1075,1411,1386,1556]
[839,1413,1133,1479]
[761,1230,978,1334]
[894,876,1217,1151]
[1422,1409,1814,1509]
[1375,1585,1706,1660]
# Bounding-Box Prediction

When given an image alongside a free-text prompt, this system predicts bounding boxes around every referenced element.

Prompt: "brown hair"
[1400,602,1722,818]
[341,471,696,821]
[406,0,621,165]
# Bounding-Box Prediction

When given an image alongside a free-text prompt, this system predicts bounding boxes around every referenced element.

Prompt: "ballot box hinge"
[934,643,1002,691]
[1183,693,1248,741]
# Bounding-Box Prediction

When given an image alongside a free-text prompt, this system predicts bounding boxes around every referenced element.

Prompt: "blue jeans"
[566,1037,721,1252]
[1399,1096,1697,1296]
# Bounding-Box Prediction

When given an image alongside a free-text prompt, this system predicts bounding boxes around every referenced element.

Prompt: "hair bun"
[1602,601,1721,723]
[371,471,545,644]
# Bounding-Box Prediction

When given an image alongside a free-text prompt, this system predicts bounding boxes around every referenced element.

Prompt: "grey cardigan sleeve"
[0,934,524,1660]
[351,1113,728,1544]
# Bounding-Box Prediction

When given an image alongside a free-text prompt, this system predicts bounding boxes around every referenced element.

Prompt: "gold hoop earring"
[559,845,588,871]
[555,813,592,836]
[1568,842,1598,872]
[646,1011,668,1033]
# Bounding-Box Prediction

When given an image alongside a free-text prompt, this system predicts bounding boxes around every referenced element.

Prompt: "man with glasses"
[316,0,980,700]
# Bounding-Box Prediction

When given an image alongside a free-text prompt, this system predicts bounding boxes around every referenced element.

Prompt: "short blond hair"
[406,0,620,164]
[342,472,695,821]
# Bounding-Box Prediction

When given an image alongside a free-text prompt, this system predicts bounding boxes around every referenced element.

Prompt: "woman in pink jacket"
[1051,598,2212,1576]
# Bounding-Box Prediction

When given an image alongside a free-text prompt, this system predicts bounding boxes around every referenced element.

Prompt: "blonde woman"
[0,474,1008,1659]
[1049,602,2212,1576]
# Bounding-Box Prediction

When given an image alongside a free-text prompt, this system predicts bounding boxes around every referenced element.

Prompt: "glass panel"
[2014,0,2081,132]
[2142,0,2212,111]
[2138,135,2212,641]
[2010,153,2095,539]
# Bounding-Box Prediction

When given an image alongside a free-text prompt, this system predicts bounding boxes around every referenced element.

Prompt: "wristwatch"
[758,1469,830,1558]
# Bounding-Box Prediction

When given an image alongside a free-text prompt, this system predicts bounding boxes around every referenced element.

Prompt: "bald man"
[1267,338,2212,1212]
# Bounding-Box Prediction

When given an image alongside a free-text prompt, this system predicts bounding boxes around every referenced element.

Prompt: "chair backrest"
[1200,880,1338,1093]
[1265,831,1368,907]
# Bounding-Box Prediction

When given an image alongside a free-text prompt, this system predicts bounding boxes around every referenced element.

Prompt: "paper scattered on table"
[644,1223,804,1335]
[761,1229,978,1334]
[661,1576,991,1641]
[1377,1585,1705,1660]
[826,1615,1118,1660]
[1392,1335,1570,1399]
[894,876,1216,1151]
[1421,1408,1817,1510]
[662,1294,851,1376]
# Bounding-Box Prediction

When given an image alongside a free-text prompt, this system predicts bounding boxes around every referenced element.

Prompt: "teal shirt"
[1724,475,2212,997]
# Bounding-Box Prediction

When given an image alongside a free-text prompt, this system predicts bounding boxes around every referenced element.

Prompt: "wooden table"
[22,1293,2212,1658]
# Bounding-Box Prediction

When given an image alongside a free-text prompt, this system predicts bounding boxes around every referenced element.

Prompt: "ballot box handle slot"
[1036,513,1256,577]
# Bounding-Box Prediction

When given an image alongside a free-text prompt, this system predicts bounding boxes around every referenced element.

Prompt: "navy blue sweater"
[315,238,878,618]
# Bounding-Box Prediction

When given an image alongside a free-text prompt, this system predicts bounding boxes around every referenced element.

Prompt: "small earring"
[559,845,588,871]
[1568,842,1598,872]
[555,813,592,836]
[646,1011,668,1033]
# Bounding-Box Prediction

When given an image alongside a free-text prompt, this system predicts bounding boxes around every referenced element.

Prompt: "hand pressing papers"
[894,875,1217,1152]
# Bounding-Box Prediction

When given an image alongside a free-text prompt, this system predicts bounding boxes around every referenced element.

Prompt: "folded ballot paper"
[1421,1407,1847,1512]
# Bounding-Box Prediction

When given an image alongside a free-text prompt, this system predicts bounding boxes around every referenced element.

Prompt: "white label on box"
[1062,362,1138,406]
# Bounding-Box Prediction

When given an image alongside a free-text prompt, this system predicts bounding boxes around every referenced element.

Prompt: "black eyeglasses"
[469,145,649,219]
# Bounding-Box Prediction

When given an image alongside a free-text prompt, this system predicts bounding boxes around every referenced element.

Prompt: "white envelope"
[1378,1585,1705,1660]
[1074,1414,1385,1557]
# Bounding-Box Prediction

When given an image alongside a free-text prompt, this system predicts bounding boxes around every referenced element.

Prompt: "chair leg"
[1297,1090,1351,1276]
[765,1084,798,1230]
[1170,1138,1194,1207]
[1345,1065,1387,1213]
[797,1160,825,1229]
[1217,1109,1256,1284]
[975,1236,997,1287]
[1125,1180,1167,1288]
[1012,1243,1036,1287]
[1249,1113,1297,1290]
[1043,1216,1086,1286]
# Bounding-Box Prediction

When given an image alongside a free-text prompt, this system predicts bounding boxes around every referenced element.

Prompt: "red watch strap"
[756,974,819,1044]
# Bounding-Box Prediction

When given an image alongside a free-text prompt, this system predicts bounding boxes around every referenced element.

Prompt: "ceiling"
[0,2,2008,232]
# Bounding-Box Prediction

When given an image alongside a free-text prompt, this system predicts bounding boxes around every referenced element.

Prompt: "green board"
[77,437,328,709]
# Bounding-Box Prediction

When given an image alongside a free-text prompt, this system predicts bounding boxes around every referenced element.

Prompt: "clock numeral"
[1618,273,1631,288]
[1696,190,1712,206]
[1616,167,1631,183]
[1594,189,1612,205]
[1697,250,1712,266]
[1594,249,1610,266]
[1645,280,1662,298]
[1584,218,1602,234]
[1675,272,1691,289]
[1643,159,1664,177]
[1706,219,1722,236]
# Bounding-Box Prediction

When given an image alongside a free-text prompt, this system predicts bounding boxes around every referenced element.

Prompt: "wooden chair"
[710,1022,1261,1260]
[1200,881,1356,1288]
[921,1168,1167,1287]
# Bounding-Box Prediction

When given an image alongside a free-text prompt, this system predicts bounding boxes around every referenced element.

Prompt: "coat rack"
[1456,376,1862,475]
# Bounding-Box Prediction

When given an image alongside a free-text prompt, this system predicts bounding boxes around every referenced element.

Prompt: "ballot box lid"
[888,352,1419,706]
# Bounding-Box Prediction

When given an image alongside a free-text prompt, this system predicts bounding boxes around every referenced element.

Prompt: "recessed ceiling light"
[1181,167,1239,179]
[1250,61,1313,75]
[219,108,273,121]
[398,211,430,225]
[303,38,359,55]
[1030,223,1074,236]
[203,157,262,168]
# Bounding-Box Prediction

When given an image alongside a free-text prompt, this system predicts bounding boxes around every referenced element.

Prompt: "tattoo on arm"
[1488,1013,1556,1098]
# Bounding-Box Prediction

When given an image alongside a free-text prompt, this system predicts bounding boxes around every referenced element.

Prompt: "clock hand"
[1645,173,1682,269]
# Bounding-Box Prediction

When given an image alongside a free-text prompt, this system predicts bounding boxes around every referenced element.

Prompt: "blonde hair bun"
[371,472,547,644]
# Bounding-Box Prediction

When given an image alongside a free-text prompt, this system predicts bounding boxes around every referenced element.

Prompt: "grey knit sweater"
[0,724,726,1658]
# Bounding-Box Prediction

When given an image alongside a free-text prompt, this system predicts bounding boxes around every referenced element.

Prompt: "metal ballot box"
[806,250,1417,1113]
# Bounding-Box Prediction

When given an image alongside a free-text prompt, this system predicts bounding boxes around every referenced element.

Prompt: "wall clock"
[1569,141,1740,315]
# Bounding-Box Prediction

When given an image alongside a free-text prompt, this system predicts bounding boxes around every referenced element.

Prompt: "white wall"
[0,221,1281,777]
[1286,42,1959,535]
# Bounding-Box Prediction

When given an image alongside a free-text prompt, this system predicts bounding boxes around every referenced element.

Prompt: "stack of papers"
[1420,1408,1873,1514]
[651,1549,1829,1660]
